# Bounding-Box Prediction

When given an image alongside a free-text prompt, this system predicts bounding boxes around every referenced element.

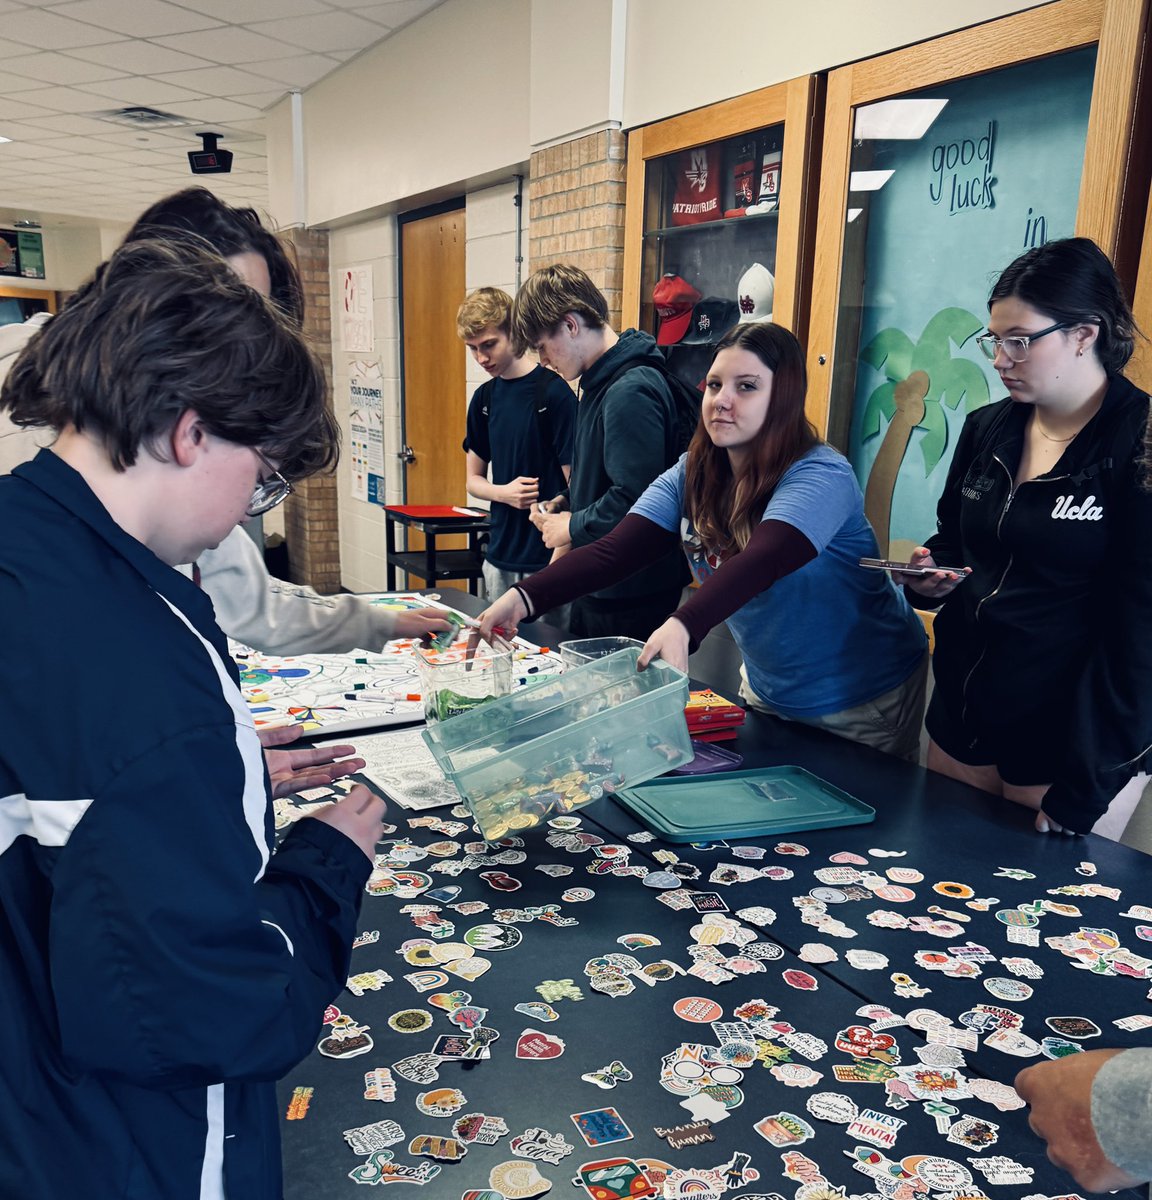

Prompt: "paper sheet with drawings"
[350,725,462,811]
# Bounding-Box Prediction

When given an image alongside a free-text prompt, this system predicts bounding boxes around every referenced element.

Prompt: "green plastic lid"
[613,765,874,842]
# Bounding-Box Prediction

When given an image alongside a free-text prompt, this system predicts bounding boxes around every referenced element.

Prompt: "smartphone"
[859,557,968,577]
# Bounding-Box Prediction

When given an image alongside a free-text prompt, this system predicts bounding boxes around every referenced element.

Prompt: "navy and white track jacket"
[0,450,371,1199]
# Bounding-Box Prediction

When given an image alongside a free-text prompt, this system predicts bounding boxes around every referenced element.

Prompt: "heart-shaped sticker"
[427,990,471,1012]
[515,1028,566,1059]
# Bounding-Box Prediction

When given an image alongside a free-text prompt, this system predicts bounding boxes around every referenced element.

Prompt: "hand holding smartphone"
[860,557,968,577]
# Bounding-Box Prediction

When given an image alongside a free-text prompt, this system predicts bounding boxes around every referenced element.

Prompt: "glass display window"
[807,0,1149,558]
[623,75,822,388]
[638,124,785,390]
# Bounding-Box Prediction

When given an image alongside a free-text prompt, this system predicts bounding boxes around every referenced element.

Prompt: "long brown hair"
[685,321,819,555]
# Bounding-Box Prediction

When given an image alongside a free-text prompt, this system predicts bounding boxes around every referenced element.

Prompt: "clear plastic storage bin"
[416,640,513,724]
[422,647,692,840]
[558,636,645,668]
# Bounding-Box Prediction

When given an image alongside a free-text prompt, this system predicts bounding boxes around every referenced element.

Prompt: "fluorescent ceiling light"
[854,98,949,140]
[849,170,894,192]
[847,207,863,223]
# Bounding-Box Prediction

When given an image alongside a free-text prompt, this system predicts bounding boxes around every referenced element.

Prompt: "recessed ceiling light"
[848,170,895,192]
[854,99,949,141]
[0,135,11,145]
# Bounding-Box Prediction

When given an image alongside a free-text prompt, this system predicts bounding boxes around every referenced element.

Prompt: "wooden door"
[399,205,467,579]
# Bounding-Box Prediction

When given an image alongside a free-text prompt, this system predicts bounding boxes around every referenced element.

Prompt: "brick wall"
[528,127,626,328]
[281,226,343,593]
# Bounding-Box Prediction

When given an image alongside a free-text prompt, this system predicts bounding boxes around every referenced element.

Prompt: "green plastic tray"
[613,765,875,842]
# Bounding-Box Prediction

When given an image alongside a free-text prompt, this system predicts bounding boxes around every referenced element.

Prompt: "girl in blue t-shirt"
[479,322,928,759]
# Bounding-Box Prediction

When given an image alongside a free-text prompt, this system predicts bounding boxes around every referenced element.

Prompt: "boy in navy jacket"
[0,237,386,1199]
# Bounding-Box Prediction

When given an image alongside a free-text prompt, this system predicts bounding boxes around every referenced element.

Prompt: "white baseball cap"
[736,262,775,324]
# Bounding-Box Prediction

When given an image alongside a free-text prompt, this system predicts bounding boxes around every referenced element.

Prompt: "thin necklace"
[1033,420,1076,443]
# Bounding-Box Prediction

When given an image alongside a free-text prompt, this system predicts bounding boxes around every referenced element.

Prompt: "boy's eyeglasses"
[248,449,293,517]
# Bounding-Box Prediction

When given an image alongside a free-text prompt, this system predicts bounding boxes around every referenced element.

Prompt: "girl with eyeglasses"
[899,237,1151,835]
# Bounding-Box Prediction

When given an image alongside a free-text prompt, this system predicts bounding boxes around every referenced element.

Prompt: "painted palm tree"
[859,307,989,556]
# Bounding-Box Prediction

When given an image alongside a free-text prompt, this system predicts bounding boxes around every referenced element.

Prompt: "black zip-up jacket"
[565,329,689,600]
[919,374,1152,832]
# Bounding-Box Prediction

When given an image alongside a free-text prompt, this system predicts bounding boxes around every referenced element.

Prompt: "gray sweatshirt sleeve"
[195,528,398,654]
[1091,1047,1152,1181]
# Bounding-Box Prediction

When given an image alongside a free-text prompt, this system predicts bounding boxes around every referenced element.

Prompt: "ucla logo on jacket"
[1051,494,1104,521]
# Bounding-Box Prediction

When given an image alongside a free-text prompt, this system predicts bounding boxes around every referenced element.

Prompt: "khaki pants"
[739,651,929,763]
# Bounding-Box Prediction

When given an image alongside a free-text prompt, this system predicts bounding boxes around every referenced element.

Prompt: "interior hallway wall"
[330,180,527,592]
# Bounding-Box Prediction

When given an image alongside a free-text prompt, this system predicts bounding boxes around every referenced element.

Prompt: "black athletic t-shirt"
[463,366,575,572]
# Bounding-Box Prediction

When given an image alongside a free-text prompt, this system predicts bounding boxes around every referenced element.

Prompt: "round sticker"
[904,1156,973,1191]
[996,908,1038,926]
[709,1064,745,1085]
[643,871,682,889]
[760,866,795,881]
[671,1059,706,1079]
[673,996,723,1023]
[873,885,916,903]
[983,977,1033,1002]
[463,923,522,951]
[388,1009,433,1034]
[829,852,869,865]
[810,887,849,904]
[933,881,975,899]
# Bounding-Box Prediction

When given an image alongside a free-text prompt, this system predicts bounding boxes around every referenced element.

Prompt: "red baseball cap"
[653,273,703,345]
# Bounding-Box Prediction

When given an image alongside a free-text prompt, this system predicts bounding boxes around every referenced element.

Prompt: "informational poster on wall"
[340,264,374,353]
[348,359,385,504]
[837,46,1096,559]
[17,232,44,279]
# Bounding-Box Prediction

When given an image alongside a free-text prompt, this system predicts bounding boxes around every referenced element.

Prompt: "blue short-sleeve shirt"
[631,446,926,717]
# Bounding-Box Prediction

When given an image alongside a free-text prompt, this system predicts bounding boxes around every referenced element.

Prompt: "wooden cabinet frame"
[0,284,57,313]
[806,0,1150,434]
[622,74,822,342]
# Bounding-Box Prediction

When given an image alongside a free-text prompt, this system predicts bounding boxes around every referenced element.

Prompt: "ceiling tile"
[228,89,284,109]
[0,38,42,60]
[151,64,268,94]
[49,0,223,39]
[0,97,58,120]
[16,84,128,113]
[5,50,128,85]
[0,141,75,161]
[164,96,263,122]
[10,112,117,136]
[74,77,210,106]
[64,40,215,74]
[168,0,327,19]
[246,10,391,53]
[1,9,126,50]
[0,67,45,93]
[151,27,304,64]
[239,52,338,87]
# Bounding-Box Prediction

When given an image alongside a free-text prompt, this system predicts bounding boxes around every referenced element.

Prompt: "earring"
[1076,348,1084,357]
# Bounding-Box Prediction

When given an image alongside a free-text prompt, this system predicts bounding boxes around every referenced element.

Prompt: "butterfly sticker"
[581,1060,633,1089]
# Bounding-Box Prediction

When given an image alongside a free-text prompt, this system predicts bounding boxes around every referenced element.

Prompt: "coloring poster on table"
[839,47,1096,559]
[232,594,562,736]
[348,359,385,504]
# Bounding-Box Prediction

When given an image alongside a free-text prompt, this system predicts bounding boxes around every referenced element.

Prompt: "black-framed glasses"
[975,322,1068,364]
[247,449,293,517]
